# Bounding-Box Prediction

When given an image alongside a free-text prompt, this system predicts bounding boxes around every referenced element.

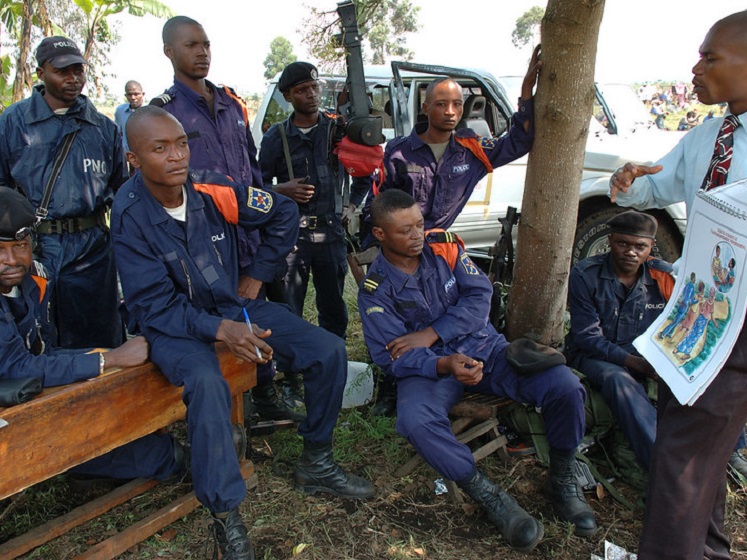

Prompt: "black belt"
[299,214,335,230]
[36,211,105,235]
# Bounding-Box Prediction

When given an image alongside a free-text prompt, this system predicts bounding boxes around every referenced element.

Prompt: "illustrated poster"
[633,178,747,405]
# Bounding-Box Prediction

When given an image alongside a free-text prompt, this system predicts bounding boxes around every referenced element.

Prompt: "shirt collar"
[601,252,656,286]
[26,85,97,125]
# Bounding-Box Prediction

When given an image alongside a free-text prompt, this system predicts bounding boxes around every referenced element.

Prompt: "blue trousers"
[38,227,123,349]
[72,433,179,481]
[281,238,348,339]
[576,356,656,470]
[149,299,346,513]
[396,347,586,482]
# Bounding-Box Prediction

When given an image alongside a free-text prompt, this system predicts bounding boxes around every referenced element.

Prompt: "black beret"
[278,61,318,92]
[506,338,566,375]
[607,210,658,239]
[0,187,35,241]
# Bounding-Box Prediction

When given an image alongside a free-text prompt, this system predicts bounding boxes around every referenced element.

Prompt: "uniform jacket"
[0,273,99,386]
[111,170,298,344]
[0,86,127,219]
[161,79,262,188]
[260,111,370,243]
[358,234,507,380]
[380,99,534,230]
[566,253,672,365]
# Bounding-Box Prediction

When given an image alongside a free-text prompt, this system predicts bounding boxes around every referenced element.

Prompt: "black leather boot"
[280,371,304,410]
[252,379,305,422]
[294,440,375,499]
[209,508,254,560]
[546,449,598,536]
[370,372,397,417]
[457,468,544,552]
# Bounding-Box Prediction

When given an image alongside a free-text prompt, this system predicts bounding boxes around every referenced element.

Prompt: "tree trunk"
[12,0,34,103]
[506,0,605,345]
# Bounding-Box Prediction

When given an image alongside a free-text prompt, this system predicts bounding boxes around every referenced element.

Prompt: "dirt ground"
[3,408,747,560]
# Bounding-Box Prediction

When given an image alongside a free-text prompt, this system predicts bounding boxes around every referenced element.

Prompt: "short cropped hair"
[162,16,201,44]
[424,77,459,103]
[125,105,177,151]
[370,190,417,228]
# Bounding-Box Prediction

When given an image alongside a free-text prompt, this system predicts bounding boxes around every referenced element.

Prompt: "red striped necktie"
[701,114,740,191]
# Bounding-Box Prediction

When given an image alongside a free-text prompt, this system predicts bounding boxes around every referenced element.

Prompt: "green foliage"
[263,36,297,81]
[301,0,420,70]
[511,5,544,48]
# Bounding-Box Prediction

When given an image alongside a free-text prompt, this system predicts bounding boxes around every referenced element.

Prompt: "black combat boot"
[294,440,375,499]
[545,449,598,536]
[209,508,254,560]
[251,379,306,423]
[280,371,305,410]
[457,468,544,552]
[370,372,397,417]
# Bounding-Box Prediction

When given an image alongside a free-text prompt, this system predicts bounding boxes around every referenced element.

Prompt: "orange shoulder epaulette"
[31,274,47,303]
[425,229,465,270]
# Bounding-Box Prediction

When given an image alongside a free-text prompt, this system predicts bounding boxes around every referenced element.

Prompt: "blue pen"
[242,307,263,360]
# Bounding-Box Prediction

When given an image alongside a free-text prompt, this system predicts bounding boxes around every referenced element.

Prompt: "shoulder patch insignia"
[247,186,273,213]
[365,306,384,315]
[362,272,385,294]
[460,252,480,275]
[480,136,496,150]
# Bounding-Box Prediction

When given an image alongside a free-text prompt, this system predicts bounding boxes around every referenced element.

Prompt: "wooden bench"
[0,343,256,559]
[395,393,515,504]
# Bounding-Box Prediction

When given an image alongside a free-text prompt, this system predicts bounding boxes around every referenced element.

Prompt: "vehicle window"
[262,88,292,132]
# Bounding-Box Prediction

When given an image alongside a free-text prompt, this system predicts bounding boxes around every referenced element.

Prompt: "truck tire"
[573,207,682,266]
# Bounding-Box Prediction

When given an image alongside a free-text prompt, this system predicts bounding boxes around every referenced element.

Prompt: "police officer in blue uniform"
[259,62,371,407]
[154,16,299,424]
[112,107,374,560]
[0,187,185,483]
[566,211,671,470]
[358,190,597,551]
[0,36,127,350]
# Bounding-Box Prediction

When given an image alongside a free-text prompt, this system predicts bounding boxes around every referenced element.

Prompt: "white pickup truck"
[252,62,686,264]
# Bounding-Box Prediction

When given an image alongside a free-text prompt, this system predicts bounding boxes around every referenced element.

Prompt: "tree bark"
[506,0,605,345]
[12,0,34,103]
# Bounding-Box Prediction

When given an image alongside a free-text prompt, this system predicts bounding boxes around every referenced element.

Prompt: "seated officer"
[358,189,597,552]
[0,187,185,483]
[111,106,374,560]
[567,211,747,476]
[566,211,670,471]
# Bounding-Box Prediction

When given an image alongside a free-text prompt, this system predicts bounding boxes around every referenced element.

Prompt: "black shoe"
[294,440,375,499]
[252,381,306,423]
[208,508,254,560]
[370,375,397,417]
[457,468,544,552]
[546,450,598,537]
[167,439,191,484]
[280,373,304,410]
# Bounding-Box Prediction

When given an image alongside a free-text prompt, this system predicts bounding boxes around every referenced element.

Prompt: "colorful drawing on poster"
[654,243,735,377]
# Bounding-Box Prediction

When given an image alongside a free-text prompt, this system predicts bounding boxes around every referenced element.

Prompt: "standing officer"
[114,80,145,152]
[259,61,371,406]
[0,187,186,484]
[609,11,747,559]
[113,107,374,560]
[0,36,127,349]
[358,190,597,551]
[154,15,298,422]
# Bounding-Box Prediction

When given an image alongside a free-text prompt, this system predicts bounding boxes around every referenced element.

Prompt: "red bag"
[334,136,386,194]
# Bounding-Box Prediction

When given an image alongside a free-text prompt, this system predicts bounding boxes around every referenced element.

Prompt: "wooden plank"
[472,435,509,463]
[455,419,500,445]
[0,345,254,501]
[0,479,159,560]
[74,462,256,560]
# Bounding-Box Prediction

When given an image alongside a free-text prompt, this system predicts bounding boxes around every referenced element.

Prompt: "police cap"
[0,187,35,241]
[278,61,318,93]
[36,36,87,69]
[607,210,658,239]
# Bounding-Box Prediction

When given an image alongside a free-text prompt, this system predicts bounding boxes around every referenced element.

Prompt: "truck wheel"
[573,207,682,266]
